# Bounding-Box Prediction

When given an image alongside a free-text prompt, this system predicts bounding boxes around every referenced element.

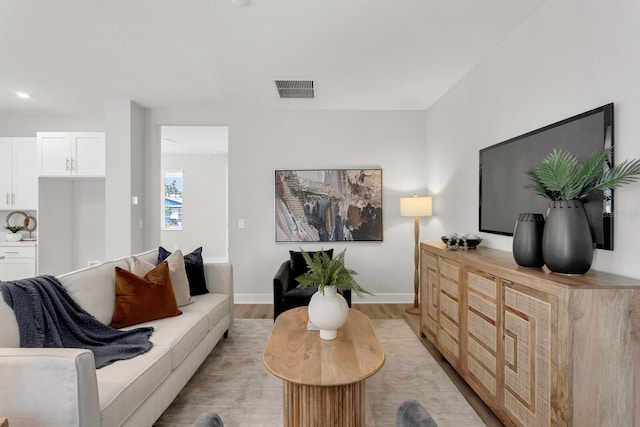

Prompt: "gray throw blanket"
[0,275,153,369]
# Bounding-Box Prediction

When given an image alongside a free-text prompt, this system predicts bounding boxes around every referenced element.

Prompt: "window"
[162,170,183,230]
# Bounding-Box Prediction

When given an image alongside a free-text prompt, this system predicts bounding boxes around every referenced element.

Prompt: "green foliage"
[295,248,372,296]
[525,149,640,201]
[165,180,182,197]
[5,225,25,233]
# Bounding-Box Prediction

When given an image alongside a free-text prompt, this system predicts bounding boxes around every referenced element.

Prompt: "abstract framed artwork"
[275,169,383,242]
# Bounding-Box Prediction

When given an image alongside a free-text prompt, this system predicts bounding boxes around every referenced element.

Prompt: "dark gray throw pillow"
[158,246,209,296]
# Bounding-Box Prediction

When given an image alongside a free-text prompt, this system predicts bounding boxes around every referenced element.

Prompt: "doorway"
[160,126,228,261]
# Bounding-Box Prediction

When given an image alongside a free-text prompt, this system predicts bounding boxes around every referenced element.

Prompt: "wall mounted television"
[479,103,614,250]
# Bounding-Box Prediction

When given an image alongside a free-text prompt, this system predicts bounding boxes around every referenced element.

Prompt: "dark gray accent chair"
[194,412,224,427]
[273,249,351,320]
[395,400,438,427]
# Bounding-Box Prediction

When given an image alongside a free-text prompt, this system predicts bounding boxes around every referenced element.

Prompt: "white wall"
[105,100,146,259]
[145,108,428,302]
[131,102,146,254]
[38,178,105,274]
[424,0,640,278]
[161,152,228,259]
[71,179,105,269]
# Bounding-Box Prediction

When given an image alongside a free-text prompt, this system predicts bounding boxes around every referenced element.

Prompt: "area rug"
[154,319,485,427]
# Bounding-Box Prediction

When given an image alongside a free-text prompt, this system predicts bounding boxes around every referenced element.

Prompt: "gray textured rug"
[154,319,485,427]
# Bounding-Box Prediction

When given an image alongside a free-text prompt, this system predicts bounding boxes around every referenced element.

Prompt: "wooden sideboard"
[420,242,640,427]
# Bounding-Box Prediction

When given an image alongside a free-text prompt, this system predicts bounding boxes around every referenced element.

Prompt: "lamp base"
[405,306,420,315]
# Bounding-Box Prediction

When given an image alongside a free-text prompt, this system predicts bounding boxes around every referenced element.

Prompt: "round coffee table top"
[262,307,385,386]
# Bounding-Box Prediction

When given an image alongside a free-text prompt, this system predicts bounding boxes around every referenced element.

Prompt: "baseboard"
[234,293,414,304]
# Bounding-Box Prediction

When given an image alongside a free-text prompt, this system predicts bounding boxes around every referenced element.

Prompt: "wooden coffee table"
[263,307,385,427]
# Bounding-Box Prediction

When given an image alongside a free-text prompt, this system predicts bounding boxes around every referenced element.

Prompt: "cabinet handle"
[11,193,15,204]
[71,157,75,171]
[66,157,70,171]
[502,279,514,285]
[485,273,495,280]
[5,193,9,205]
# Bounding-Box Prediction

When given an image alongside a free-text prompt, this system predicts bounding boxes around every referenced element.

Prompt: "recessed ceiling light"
[16,92,30,99]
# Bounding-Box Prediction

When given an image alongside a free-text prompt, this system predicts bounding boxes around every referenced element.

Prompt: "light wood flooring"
[235,303,504,427]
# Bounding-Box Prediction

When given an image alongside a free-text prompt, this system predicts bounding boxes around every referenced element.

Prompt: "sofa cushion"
[125,312,208,369]
[158,246,208,296]
[111,263,182,328]
[131,251,194,307]
[131,248,158,265]
[58,258,129,325]
[97,345,172,427]
[179,293,231,331]
[0,300,19,347]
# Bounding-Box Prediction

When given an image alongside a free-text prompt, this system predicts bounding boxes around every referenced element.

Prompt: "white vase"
[5,233,22,242]
[308,285,349,340]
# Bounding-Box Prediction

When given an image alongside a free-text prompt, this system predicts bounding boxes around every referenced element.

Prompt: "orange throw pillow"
[112,261,182,328]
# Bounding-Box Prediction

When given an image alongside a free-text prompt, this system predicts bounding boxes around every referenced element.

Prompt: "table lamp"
[400,195,433,315]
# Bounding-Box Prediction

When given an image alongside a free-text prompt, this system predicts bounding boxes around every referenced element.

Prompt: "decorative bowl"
[441,235,482,249]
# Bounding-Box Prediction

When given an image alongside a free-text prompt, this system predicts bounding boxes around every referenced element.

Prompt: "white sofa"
[0,248,234,427]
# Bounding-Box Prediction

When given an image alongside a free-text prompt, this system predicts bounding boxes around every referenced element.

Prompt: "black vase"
[513,213,545,268]
[542,200,593,274]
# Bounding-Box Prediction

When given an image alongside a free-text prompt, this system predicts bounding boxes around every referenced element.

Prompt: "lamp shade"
[400,195,432,217]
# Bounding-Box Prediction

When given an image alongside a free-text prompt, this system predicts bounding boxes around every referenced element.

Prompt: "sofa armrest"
[0,348,100,427]
[203,262,234,322]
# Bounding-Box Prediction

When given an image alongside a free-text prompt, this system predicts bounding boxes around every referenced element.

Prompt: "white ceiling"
[0,0,546,116]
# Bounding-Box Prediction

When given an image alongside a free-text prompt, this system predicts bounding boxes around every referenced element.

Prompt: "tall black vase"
[542,199,593,274]
[512,213,545,268]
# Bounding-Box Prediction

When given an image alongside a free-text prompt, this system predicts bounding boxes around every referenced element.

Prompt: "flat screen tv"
[479,103,614,250]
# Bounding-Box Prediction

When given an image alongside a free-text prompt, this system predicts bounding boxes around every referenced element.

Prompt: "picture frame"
[275,169,383,242]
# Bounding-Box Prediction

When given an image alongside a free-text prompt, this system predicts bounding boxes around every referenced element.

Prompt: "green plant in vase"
[4,224,25,242]
[296,248,372,340]
[525,148,640,201]
[5,225,25,233]
[296,248,372,296]
[525,148,640,274]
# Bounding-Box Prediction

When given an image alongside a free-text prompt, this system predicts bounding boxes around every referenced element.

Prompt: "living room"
[2,0,640,426]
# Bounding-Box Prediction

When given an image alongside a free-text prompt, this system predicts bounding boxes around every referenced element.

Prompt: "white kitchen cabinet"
[36,132,105,177]
[0,243,37,280]
[0,137,38,210]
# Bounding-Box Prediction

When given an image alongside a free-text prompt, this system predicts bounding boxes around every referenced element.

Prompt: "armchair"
[273,249,351,320]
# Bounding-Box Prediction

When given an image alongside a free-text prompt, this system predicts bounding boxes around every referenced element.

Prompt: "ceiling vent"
[275,80,314,99]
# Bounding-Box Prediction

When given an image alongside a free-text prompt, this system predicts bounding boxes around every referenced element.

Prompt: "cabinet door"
[12,137,38,209]
[0,259,36,281]
[420,250,439,343]
[466,269,500,400]
[72,132,105,176]
[37,133,72,176]
[503,281,555,427]
[0,138,12,209]
[437,258,461,366]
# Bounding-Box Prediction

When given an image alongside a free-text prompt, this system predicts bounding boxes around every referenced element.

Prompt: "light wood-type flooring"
[235,303,504,427]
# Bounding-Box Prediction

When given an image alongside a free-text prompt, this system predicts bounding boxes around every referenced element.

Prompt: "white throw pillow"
[130,251,194,307]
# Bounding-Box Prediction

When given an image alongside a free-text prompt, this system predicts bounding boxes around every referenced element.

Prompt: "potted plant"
[525,148,640,273]
[5,224,25,242]
[296,248,372,340]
